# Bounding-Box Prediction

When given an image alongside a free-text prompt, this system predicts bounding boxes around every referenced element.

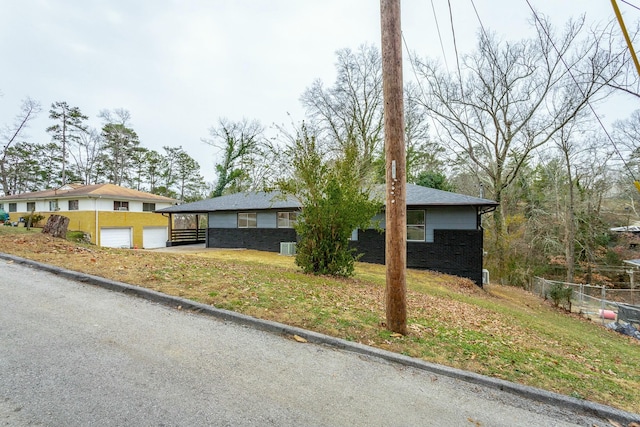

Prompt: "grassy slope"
[1,227,638,414]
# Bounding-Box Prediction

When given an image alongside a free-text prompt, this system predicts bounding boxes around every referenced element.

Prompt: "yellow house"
[0,183,176,249]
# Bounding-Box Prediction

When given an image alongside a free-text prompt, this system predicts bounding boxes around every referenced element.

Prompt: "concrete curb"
[2,252,638,425]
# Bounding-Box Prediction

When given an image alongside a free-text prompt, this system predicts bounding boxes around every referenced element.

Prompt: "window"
[277,211,298,228]
[114,201,129,211]
[143,202,156,212]
[8,203,17,212]
[407,210,425,241]
[26,202,36,212]
[48,200,58,211]
[238,212,257,228]
[0,203,3,210]
[68,200,79,211]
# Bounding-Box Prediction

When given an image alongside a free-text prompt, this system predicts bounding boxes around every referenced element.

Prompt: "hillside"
[0,227,638,414]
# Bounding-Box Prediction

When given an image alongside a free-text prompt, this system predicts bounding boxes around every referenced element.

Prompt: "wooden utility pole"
[380,0,407,335]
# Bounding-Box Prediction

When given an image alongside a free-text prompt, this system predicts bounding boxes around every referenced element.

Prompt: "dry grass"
[1,228,639,414]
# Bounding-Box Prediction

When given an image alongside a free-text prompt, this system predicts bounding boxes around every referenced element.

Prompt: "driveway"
[0,260,634,426]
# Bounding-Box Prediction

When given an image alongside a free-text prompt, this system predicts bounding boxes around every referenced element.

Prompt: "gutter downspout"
[87,195,102,246]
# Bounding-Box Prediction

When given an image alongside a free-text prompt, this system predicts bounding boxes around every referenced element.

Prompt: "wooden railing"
[170,229,206,244]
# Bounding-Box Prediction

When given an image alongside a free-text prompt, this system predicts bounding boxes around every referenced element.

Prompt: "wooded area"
[2,12,640,287]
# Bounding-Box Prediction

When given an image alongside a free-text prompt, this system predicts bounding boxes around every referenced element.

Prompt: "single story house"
[156,184,498,285]
[0,183,176,248]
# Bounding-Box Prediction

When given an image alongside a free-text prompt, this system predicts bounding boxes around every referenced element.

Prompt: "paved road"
[0,260,625,426]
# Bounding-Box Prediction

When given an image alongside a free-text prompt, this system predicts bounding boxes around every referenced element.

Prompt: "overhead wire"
[399,0,462,147]
[620,0,640,13]
[523,0,638,182]
[430,0,450,72]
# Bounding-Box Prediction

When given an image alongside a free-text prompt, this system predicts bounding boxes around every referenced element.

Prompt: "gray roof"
[156,184,498,214]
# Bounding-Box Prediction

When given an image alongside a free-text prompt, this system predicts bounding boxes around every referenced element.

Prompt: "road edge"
[2,252,638,425]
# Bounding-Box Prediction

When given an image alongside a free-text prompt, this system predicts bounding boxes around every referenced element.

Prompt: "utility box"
[280,242,296,256]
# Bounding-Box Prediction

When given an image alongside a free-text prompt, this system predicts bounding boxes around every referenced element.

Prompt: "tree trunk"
[42,215,70,239]
[564,159,576,284]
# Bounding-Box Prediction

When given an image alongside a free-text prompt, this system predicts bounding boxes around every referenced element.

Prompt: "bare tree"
[301,44,384,180]
[202,118,264,197]
[414,16,627,278]
[0,98,41,195]
[69,128,103,185]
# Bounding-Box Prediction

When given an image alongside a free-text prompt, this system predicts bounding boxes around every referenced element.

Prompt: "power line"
[620,0,640,13]
[430,0,450,71]
[447,0,464,84]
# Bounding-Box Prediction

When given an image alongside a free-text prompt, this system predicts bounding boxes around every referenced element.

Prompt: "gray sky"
[0,1,633,182]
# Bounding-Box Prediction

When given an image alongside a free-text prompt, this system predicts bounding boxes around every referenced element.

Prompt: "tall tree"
[301,44,384,180]
[143,149,164,193]
[203,118,263,197]
[414,16,627,278]
[174,150,204,201]
[0,97,41,195]
[277,125,381,277]
[100,123,141,185]
[98,109,140,186]
[69,128,103,185]
[47,101,88,185]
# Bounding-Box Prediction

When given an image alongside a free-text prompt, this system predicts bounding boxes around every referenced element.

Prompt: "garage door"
[100,228,132,248]
[143,226,168,249]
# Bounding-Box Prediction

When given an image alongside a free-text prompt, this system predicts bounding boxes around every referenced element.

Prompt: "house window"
[68,200,79,211]
[26,202,36,212]
[8,203,17,212]
[238,212,257,228]
[114,201,129,211]
[277,211,298,228]
[0,203,3,210]
[143,202,156,212]
[407,210,425,241]
[48,200,58,211]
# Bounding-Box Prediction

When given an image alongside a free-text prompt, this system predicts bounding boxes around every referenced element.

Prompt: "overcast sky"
[0,1,634,182]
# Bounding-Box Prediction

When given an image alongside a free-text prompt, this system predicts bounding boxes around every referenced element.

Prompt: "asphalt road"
[0,260,630,426]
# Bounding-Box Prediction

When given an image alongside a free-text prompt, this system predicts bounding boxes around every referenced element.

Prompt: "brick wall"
[353,229,484,286]
[207,228,297,252]
[207,227,484,285]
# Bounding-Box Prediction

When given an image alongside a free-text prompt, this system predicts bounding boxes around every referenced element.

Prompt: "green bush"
[548,283,573,310]
[23,213,45,227]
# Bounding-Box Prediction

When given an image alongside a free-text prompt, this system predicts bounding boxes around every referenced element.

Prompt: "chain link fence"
[528,277,640,325]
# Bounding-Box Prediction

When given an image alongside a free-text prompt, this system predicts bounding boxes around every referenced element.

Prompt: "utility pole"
[380,0,407,335]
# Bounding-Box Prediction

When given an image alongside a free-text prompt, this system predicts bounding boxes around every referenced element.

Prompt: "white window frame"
[238,212,257,228]
[277,211,298,228]
[26,202,36,212]
[48,200,58,211]
[114,201,129,211]
[8,202,17,212]
[142,202,156,212]
[68,200,79,211]
[407,210,425,242]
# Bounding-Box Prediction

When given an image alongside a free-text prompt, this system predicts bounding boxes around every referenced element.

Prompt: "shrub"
[548,283,573,310]
[23,213,45,227]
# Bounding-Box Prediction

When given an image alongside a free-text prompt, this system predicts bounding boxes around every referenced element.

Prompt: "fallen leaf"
[390,333,403,338]
[293,335,307,343]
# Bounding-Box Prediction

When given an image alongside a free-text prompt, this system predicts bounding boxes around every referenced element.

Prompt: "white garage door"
[143,226,168,249]
[100,228,132,248]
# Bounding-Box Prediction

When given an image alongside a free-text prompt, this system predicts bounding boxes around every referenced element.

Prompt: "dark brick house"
[156,184,497,285]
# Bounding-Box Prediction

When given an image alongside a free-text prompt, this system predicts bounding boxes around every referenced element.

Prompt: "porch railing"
[169,229,206,244]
